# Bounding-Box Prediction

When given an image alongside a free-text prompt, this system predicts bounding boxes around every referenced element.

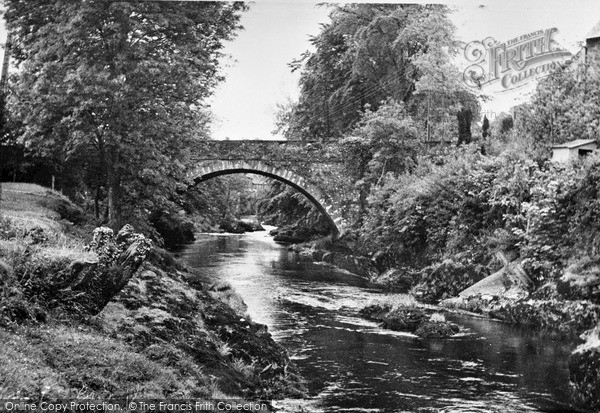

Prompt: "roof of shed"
[552,139,597,149]
[587,20,600,40]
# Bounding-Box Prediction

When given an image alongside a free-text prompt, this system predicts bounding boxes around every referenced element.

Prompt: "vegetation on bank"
[269,6,600,409]
[2,1,600,410]
[0,183,304,402]
[0,1,251,241]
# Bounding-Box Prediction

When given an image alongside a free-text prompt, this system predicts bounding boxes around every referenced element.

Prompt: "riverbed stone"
[415,320,460,338]
[413,259,487,303]
[321,251,378,279]
[371,268,414,292]
[381,308,428,332]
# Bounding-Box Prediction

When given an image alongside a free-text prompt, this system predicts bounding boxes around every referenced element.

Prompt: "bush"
[359,147,583,289]
[38,197,86,225]
[149,212,195,249]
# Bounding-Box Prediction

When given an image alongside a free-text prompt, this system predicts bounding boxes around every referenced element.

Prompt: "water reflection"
[179,230,581,412]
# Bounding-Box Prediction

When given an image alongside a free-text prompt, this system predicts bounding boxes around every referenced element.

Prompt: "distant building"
[551,139,597,163]
[586,20,600,69]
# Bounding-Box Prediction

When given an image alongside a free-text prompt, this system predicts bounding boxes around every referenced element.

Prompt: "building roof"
[552,139,597,149]
[587,19,600,40]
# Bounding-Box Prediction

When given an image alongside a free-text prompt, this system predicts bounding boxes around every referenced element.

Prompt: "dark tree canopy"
[482,115,490,138]
[282,3,479,142]
[457,107,473,146]
[4,0,246,225]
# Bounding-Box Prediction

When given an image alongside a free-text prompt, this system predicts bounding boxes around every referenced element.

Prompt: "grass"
[216,341,233,357]
[1,182,87,239]
[230,357,255,379]
[2,183,70,231]
[0,324,208,399]
[0,184,95,326]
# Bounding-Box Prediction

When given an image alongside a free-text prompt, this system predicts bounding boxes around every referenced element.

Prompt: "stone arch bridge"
[187,140,348,238]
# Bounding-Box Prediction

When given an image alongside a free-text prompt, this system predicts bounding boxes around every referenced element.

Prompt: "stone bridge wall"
[187,140,351,237]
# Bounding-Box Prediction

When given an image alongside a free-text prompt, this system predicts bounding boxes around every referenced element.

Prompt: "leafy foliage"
[283,4,477,141]
[4,1,246,226]
[482,115,490,138]
[517,65,600,148]
[358,143,588,287]
[341,100,421,215]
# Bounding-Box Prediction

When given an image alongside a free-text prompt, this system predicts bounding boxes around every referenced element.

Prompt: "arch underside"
[189,161,343,238]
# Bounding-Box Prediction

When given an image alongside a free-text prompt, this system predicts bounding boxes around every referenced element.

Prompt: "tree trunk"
[94,186,100,220]
[108,173,122,228]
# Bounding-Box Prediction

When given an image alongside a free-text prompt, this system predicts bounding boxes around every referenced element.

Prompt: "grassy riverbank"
[0,183,304,402]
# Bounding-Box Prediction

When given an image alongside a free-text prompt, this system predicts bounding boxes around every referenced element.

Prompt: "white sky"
[209,0,600,140]
[208,1,331,140]
[1,1,599,139]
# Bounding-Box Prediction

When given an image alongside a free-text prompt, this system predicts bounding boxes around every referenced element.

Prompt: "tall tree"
[456,106,472,145]
[4,0,246,226]
[482,115,490,138]
[519,64,600,147]
[341,100,420,216]
[283,3,477,142]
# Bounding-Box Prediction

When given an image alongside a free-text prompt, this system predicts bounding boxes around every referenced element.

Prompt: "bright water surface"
[177,228,581,413]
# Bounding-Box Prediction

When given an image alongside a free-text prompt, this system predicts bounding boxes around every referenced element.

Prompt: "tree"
[341,100,420,216]
[4,0,246,226]
[457,106,473,145]
[285,4,469,141]
[500,115,514,135]
[482,115,490,138]
[518,64,600,148]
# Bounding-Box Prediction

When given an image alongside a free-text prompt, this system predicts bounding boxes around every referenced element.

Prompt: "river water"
[177,228,581,413]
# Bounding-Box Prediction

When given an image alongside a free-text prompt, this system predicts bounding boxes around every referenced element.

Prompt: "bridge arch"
[188,160,344,238]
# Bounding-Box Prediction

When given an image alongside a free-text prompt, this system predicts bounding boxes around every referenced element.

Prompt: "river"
[177,228,581,413]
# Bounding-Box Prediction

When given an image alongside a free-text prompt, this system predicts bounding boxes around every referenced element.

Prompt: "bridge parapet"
[190,140,343,165]
[188,140,353,238]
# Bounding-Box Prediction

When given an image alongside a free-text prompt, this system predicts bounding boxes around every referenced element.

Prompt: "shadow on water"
[179,230,582,413]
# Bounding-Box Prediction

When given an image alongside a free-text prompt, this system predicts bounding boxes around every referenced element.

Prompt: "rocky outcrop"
[150,211,196,249]
[413,259,488,303]
[100,262,303,399]
[220,220,265,234]
[569,326,600,411]
[415,320,460,338]
[370,268,414,292]
[5,225,153,318]
[321,251,378,279]
[288,240,378,279]
[270,226,312,243]
[359,303,460,338]
[59,225,153,315]
[381,307,428,332]
[458,256,532,299]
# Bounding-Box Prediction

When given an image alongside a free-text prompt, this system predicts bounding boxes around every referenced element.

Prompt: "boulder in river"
[321,251,378,279]
[415,315,460,338]
[382,307,428,332]
[371,267,414,292]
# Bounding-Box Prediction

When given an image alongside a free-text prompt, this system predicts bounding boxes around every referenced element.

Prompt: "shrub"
[38,197,86,225]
